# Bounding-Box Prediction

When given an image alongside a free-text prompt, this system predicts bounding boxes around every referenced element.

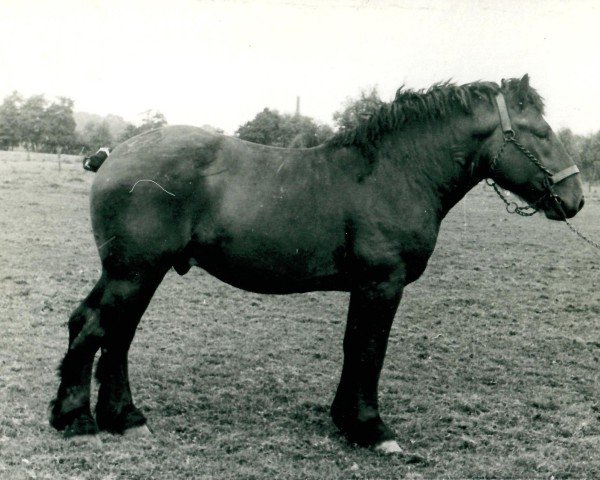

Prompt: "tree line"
[0,92,77,153]
[1,88,599,184]
[234,87,383,148]
[0,91,167,154]
[557,129,600,185]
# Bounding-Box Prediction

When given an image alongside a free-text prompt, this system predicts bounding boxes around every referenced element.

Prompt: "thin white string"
[129,179,175,196]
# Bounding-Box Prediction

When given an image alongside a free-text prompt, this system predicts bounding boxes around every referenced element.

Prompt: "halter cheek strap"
[495,93,514,139]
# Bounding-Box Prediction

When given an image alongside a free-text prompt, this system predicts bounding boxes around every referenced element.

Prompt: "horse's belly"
[188,241,347,294]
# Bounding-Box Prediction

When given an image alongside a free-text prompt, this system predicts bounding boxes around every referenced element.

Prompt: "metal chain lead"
[487,136,543,216]
[486,179,539,216]
[563,217,600,250]
[552,196,600,251]
[487,134,600,252]
[508,138,553,176]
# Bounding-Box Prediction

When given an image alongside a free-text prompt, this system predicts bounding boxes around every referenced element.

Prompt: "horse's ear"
[519,74,530,91]
[515,74,531,107]
[501,78,507,88]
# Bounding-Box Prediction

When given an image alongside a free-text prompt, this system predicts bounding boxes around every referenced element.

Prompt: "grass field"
[1,151,599,479]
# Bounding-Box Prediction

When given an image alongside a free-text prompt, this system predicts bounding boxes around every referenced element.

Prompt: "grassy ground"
[1,151,599,479]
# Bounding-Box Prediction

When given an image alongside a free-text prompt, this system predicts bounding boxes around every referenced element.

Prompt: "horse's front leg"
[331,275,403,453]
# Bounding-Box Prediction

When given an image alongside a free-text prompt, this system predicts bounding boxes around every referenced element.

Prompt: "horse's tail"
[83,147,111,172]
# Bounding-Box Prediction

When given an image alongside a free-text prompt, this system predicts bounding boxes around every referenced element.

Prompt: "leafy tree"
[74,112,130,142]
[557,128,583,164]
[0,92,77,153]
[333,87,385,132]
[118,123,139,143]
[236,108,281,145]
[284,115,333,148]
[140,110,167,131]
[80,120,114,152]
[579,132,600,185]
[0,91,23,150]
[557,128,600,186]
[118,110,167,142]
[43,96,77,153]
[235,108,332,147]
[20,94,47,151]
[201,124,224,134]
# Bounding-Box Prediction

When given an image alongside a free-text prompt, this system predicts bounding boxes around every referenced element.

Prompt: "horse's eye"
[533,129,550,140]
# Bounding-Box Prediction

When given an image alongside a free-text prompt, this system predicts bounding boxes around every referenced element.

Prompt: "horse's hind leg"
[50,264,167,437]
[93,267,167,434]
[49,277,106,436]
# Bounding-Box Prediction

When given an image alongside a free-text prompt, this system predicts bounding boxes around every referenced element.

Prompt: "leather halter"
[494,93,579,186]
[492,93,600,249]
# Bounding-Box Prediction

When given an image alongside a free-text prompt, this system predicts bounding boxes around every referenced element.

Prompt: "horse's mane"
[327,78,545,150]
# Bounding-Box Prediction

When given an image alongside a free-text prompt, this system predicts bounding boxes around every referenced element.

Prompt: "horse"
[49,75,584,454]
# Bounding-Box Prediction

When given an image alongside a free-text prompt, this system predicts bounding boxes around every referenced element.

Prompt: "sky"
[2,0,600,135]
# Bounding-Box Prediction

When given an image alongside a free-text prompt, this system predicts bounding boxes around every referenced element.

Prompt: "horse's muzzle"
[544,195,585,220]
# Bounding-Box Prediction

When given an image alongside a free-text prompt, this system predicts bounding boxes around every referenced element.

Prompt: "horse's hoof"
[123,424,152,438]
[374,440,402,454]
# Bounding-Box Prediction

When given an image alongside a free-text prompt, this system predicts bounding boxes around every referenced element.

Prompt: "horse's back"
[101,126,224,175]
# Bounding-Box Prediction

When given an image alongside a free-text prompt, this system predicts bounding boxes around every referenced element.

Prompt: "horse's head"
[477,75,584,220]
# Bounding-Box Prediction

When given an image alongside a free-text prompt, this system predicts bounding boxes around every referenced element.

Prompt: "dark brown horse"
[50,75,584,453]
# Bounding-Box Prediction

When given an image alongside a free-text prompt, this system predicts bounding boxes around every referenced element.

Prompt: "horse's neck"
[383,120,486,219]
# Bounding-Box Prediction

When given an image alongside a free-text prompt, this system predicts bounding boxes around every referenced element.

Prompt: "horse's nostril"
[578,197,585,211]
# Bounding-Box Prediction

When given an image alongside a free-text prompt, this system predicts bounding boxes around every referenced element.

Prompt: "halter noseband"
[487,93,580,216]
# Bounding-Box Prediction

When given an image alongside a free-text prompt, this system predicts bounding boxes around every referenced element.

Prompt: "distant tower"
[295,96,300,116]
